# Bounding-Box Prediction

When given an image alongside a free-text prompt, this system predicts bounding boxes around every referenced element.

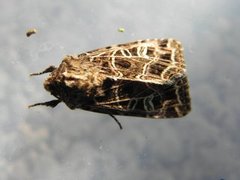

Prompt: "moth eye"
[115,59,131,69]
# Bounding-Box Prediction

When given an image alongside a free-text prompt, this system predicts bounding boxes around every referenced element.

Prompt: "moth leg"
[28,99,61,108]
[109,114,122,130]
[30,66,56,76]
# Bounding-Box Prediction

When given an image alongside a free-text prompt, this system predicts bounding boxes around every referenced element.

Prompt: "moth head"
[42,56,105,104]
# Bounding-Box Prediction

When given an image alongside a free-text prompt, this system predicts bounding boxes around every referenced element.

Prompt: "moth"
[29,38,191,129]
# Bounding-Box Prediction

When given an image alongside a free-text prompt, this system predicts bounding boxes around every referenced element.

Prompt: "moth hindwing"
[29,38,191,129]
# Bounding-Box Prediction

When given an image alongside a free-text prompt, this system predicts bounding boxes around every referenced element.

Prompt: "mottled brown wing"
[80,75,191,118]
[77,39,190,118]
[79,38,186,85]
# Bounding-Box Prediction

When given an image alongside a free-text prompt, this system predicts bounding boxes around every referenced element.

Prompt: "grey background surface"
[1,0,240,180]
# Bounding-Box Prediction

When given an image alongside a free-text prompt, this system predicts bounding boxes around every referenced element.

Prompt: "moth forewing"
[29,38,191,129]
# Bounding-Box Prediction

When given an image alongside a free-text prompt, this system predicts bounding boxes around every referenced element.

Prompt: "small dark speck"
[26,28,37,37]
[105,46,111,49]
[141,40,147,43]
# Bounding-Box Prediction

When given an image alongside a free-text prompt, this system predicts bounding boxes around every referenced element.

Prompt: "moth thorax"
[63,66,104,90]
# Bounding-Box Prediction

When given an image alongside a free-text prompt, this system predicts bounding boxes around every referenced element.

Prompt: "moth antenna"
[30,66,57,76]
[109,114,123,130]
[28,99,61,108]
